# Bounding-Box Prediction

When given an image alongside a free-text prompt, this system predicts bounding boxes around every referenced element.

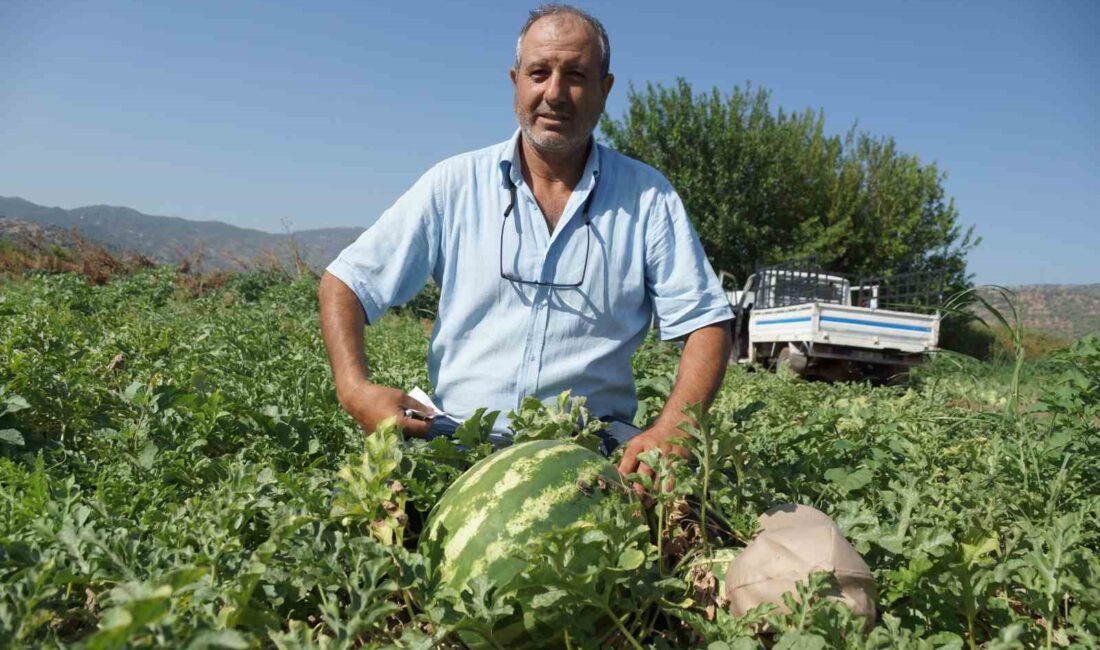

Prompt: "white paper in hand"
[407,387,464,440]
[407,387,460,420]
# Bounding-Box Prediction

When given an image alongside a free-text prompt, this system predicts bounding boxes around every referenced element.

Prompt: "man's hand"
[319,272,433,437]
[617,321,731,499]
[617,423,690,497]
[338,379,432,438]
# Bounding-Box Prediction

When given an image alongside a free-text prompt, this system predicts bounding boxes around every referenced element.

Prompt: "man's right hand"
[337,380,432,438]
[318,272,432,438]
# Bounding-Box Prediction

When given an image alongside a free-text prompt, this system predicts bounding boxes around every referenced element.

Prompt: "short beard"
[516,105,599,156]
[519,122,590,154]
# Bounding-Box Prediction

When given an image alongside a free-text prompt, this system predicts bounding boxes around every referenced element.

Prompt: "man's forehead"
[520,14,600,61]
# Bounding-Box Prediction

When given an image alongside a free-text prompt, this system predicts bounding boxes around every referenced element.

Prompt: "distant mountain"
[0,196,364,272]
[0,215,87,250]
[977,285,1100,341]
[1008,285,1099,341]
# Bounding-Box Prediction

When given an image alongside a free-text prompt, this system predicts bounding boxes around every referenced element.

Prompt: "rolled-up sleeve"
[644,187,734,340]
[326,166,443,324]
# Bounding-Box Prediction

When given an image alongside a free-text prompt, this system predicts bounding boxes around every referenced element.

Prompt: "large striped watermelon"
[419,439,636,646]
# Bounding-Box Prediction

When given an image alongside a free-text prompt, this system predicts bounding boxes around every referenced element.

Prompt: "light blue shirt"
[327,130,733,429]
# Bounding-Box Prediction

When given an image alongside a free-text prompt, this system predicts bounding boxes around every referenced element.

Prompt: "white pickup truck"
[722,265,941,381]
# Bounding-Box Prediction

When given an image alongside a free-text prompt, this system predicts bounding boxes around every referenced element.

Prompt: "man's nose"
[544,70,569,106]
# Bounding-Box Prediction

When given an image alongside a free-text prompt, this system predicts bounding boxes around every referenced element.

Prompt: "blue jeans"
[595,418,643,456]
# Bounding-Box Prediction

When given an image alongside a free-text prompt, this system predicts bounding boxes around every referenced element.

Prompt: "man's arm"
[318,271,430,436]
[617,321,731,487]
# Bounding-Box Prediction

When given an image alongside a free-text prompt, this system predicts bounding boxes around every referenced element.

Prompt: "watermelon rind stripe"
[439,443,590,587]
[439,443,577,568]
[423,440,623,592]
[424,441,532,544]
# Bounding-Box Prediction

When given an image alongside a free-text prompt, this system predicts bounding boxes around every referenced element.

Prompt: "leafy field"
[1,268,1098,648]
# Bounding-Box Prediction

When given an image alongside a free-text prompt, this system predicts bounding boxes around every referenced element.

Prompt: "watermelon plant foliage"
[1,267,1098,648]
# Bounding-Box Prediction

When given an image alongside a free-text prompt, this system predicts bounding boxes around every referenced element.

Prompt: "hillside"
[979,284,1100,341]
[0,196,363,272]
[0,216,85,250]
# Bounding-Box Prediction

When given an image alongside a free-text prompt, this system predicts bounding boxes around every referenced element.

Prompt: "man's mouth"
[537,113,571,123]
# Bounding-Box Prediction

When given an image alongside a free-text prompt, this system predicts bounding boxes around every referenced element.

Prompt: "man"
[319,4,732,487]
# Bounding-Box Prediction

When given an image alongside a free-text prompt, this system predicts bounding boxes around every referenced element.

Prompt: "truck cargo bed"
[749,303,939,355]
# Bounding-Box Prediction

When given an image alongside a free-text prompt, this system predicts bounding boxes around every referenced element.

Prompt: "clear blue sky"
[2,0,1096,285]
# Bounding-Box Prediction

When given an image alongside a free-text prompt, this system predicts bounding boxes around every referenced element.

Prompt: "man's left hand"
[617,423,690,498]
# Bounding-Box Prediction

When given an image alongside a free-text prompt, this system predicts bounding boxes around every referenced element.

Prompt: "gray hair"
[513,4,611,78]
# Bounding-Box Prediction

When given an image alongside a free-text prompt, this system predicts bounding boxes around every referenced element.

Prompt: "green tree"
[600,79,977,292]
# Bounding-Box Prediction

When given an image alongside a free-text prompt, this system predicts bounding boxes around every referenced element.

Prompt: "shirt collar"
[498,128,602,194]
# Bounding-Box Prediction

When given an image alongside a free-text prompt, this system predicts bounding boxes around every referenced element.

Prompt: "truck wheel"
[815,361,856,383]
[881,364,910,385]
[776,347,809,377]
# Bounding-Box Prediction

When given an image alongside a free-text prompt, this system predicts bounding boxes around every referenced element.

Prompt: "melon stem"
[601,602,644,650]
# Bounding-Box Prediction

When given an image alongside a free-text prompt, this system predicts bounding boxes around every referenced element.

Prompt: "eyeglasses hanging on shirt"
[499,163,597,288]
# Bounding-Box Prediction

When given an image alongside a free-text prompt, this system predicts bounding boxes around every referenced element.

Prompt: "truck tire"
[776,347,809,377]
[878,364,910,386]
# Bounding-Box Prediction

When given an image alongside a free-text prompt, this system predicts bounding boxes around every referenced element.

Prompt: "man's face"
[510,15,614,155]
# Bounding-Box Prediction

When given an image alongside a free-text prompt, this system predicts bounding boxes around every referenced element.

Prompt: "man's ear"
[509,66,518,86]
[602,73,615,99]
